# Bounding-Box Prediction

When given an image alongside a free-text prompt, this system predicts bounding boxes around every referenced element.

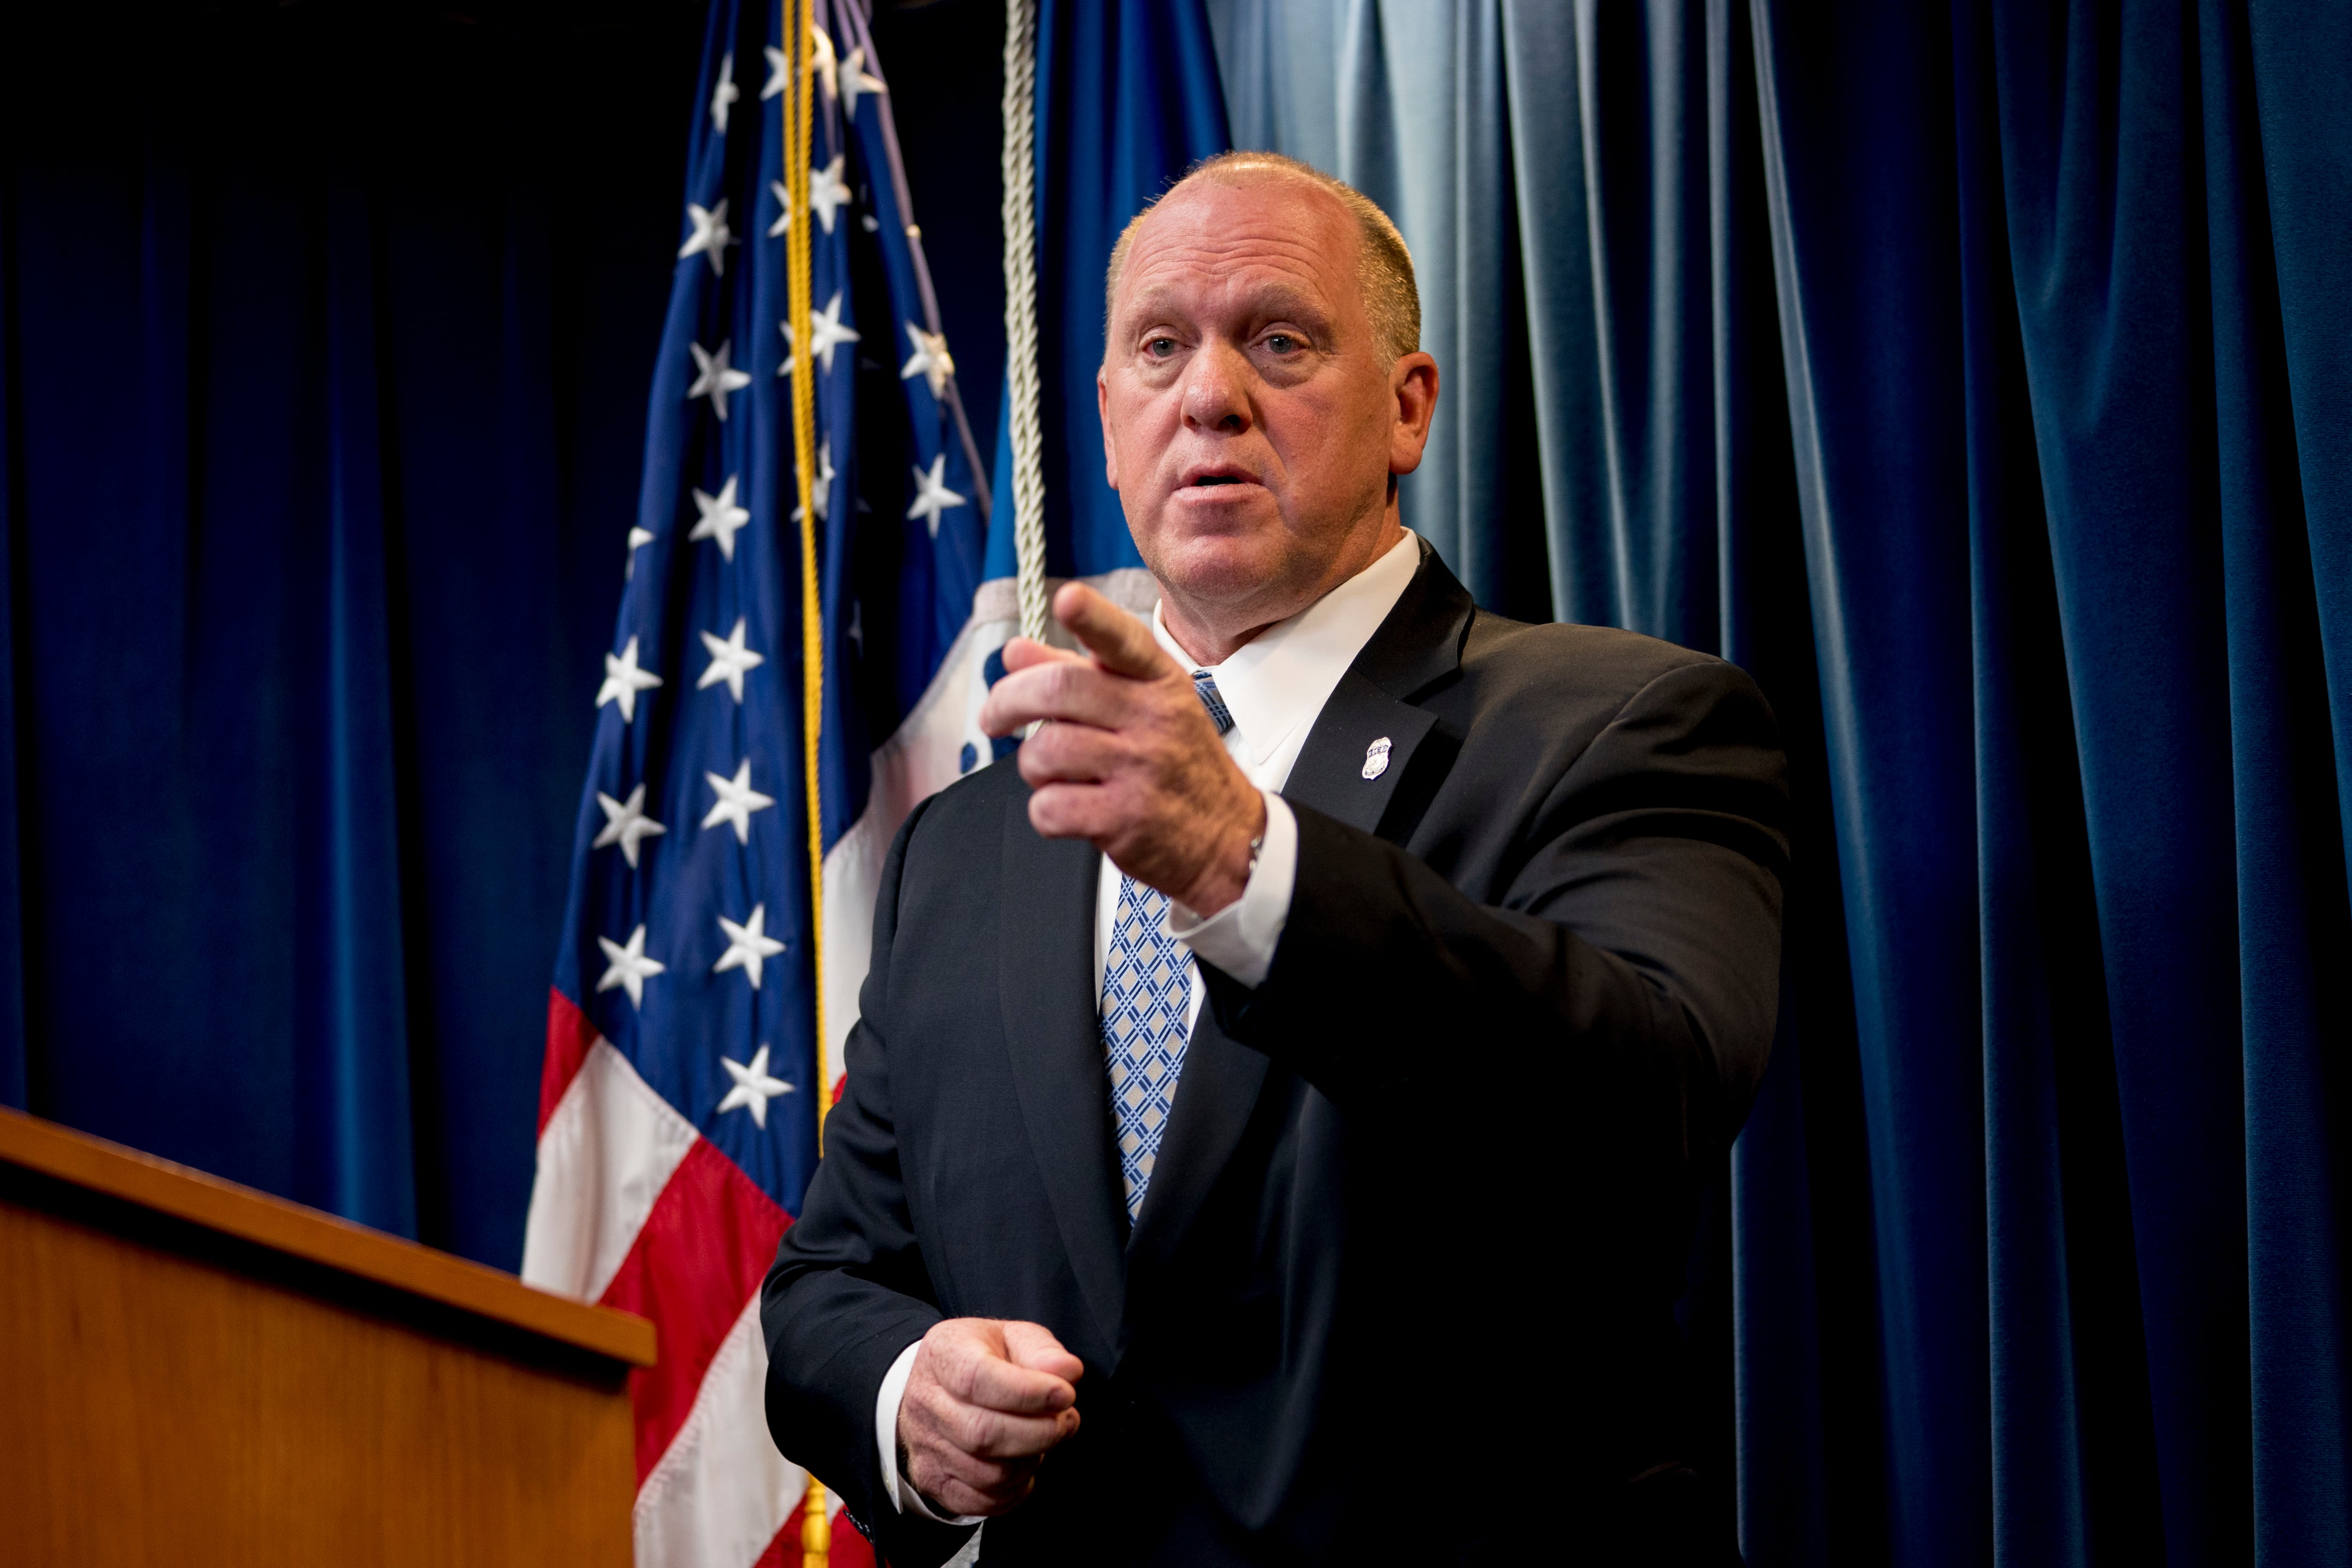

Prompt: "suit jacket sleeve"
[1206,657,1787,1172]
[761,795,975,1568]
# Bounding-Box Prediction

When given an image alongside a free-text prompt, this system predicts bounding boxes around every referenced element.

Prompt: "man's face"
[1097,177,1434,630]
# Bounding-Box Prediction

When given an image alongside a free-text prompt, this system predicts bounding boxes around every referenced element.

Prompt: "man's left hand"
[978,582,1264,916]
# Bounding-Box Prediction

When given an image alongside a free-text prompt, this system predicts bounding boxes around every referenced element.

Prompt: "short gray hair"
[1103,151,1421,365]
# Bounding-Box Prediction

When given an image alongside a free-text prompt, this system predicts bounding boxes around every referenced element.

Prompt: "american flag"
[520,1,995,1562]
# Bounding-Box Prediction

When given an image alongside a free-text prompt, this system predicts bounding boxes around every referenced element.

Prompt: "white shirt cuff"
[1168,790,1295,988]
[874,1338,986,1525]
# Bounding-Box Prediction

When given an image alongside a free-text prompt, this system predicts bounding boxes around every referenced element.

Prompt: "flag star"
[792,438,836,523]
[678,199,734,276]
[810,24,839,101]
[687,339,752,421]
[698,617,767,702]
[717,1043,794,1128]
[780,291,861,377]
[714,904,788,991]
[768,179,792,238]
[899,321,954,398]
[625,524,655,578]
[768,26,838,101]
[596,635,663,722]
[808,155,850,234]
[839,45,885,117]
[592,782,667,868]
[689,474,752,561]
[702,758,776,844]
[595,924,666,1009]
[906,453,967,538]
[710,54,739,132]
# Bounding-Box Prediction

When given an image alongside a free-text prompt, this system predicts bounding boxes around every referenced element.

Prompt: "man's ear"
[1388,352,1439,476]
[1097,367,1120,490]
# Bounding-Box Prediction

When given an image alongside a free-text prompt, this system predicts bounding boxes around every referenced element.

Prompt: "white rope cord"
[1001,0,1048,644]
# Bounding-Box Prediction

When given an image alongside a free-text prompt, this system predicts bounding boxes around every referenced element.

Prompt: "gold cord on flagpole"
[784,1,833,1559]
[784,0,827,1151]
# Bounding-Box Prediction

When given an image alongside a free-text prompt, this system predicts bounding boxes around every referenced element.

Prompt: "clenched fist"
[897,1318,1085,1519]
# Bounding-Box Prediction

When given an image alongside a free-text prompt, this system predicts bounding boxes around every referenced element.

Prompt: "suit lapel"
[1282,539,1472,834]
[994,792,1128,1357]
[1279,669,1440,835]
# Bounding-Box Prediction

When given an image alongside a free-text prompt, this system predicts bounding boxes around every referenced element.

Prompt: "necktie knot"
[1193,672,1234,736]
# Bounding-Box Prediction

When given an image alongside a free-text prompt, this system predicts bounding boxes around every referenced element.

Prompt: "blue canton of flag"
[551,0,986,1254]
[524,3,987,1563]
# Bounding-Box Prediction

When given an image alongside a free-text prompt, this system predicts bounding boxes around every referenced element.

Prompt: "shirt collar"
[1152,530,1422,766]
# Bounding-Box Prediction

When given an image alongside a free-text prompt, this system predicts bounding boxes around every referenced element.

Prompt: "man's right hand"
[897,1318,1084,1519]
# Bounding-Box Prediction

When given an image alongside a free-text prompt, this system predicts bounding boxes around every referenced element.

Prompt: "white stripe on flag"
[635,1293,808,1568]
[520,1037,700,1303]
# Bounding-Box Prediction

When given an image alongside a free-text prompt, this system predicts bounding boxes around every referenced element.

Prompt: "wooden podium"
[0,1106,654,1567]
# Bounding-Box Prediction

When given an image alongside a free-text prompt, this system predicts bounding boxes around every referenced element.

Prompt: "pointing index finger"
[1053,581,1172,681]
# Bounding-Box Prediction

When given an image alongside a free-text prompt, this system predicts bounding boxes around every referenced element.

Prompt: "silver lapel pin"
[1361,736,1392,781]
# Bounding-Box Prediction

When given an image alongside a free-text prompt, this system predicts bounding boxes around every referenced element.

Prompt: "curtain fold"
[0,161,25,1112]
[307,185,419,1235]
[1207,0,2352,1560]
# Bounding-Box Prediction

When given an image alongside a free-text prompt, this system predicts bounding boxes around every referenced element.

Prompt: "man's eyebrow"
[1119,282,1337,330]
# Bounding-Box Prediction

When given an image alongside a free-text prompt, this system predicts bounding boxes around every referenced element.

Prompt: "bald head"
[1105,152,1421,366]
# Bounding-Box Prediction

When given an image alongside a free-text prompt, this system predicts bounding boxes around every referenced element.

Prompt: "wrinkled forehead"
[1112,175,1364,331]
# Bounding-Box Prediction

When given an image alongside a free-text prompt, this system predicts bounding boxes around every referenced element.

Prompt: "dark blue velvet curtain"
[0,2,701,1263]
[1211,0,2349,1562]
[1761,2,2349,1560]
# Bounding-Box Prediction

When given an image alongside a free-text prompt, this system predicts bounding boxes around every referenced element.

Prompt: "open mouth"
[1179,465,1262,492]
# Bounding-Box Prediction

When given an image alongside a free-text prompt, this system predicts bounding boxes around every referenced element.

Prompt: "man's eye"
[1264,333,1300,354]
[1145,337,1178,358]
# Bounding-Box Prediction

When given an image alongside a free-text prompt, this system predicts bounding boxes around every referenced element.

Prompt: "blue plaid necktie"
[1102,874,1189,1221]
[1192,670,1234,736]
[1100,673,1235,1220]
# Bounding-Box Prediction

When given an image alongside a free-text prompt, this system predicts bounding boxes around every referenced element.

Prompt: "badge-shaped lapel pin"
[1362,736,1392,781]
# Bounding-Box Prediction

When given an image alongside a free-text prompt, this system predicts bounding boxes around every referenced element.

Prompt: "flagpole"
[784,0,833,1560]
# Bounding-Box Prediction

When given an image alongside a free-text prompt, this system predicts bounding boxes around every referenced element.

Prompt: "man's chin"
[1143,527,1293,608]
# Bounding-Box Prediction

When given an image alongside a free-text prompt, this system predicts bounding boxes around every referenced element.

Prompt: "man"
[763,151,1786,1565]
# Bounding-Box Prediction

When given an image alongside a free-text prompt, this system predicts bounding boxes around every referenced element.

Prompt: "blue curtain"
[0,6,700,1264]
[1208,0,2349,1563]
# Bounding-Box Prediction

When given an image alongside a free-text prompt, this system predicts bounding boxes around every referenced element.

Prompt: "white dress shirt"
[874,530,1424,1529]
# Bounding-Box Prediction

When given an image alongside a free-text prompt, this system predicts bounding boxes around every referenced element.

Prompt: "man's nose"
[1179,342,1253,435]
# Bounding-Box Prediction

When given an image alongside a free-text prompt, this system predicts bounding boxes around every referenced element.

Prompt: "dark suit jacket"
[762,544,1788,1566]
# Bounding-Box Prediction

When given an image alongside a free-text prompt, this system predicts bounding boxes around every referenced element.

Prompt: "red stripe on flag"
[599,1136,792,1480]
[752,1500,880,1568]
[539,987,601,1134]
